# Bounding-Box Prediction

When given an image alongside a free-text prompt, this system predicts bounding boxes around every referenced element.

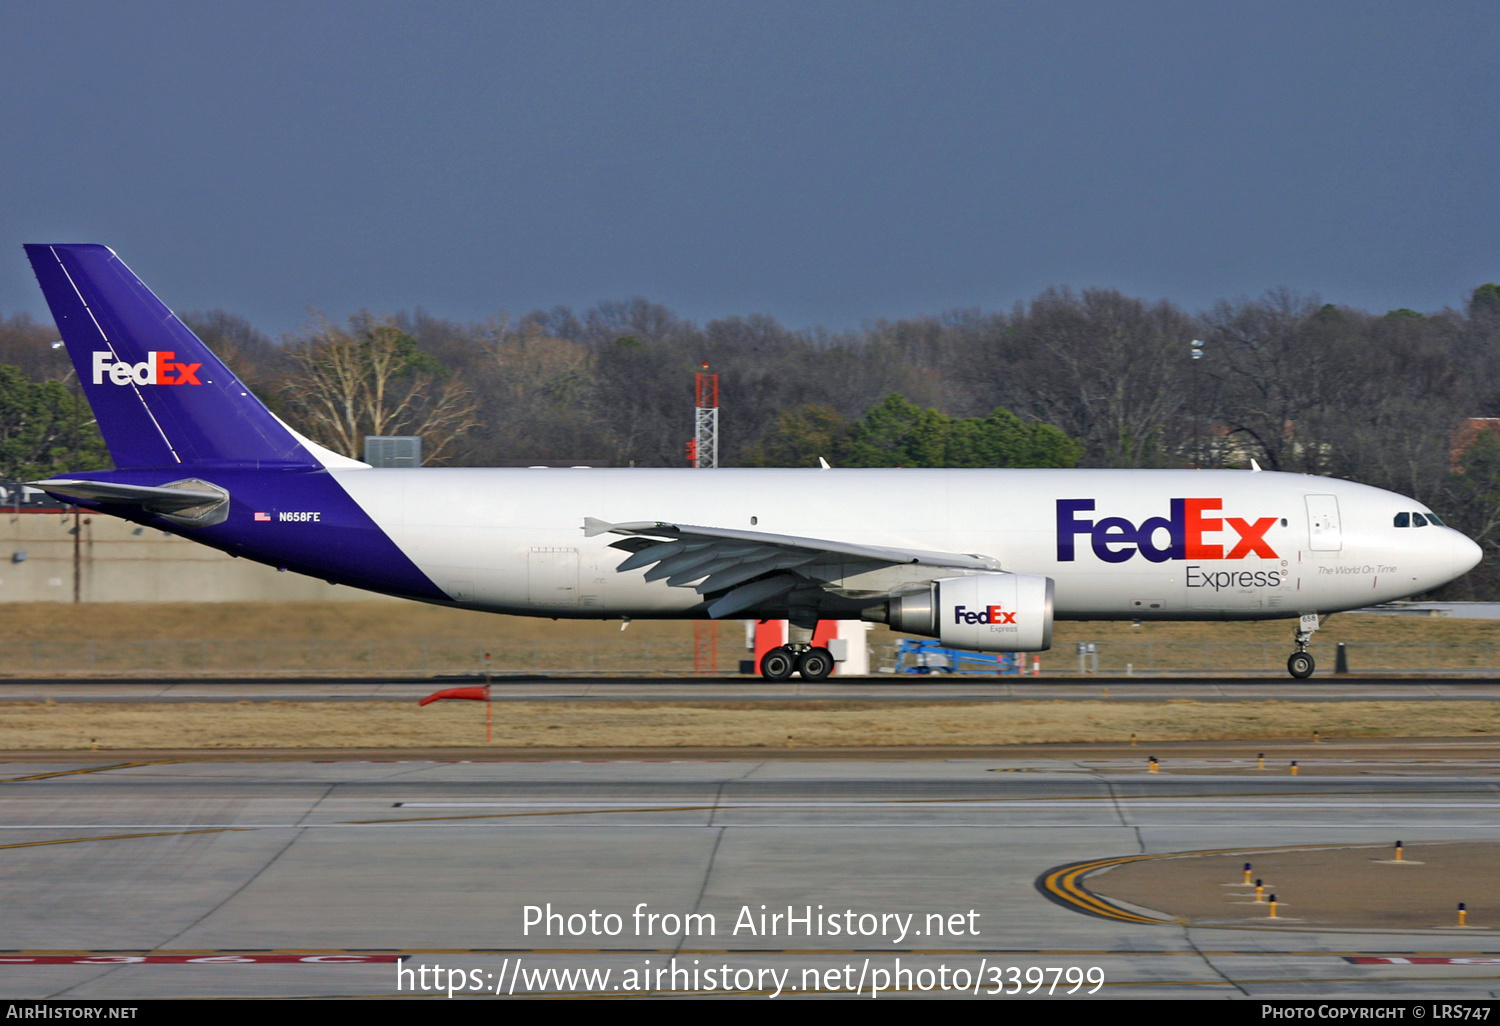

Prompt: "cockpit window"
[1394,512,1410,527]
[1412,513,1428,527]
[1426,513,1445,526]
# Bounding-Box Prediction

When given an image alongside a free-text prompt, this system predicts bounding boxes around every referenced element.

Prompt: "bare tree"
[281,313,478,463]
[1201,290,1341,473]
[470,319,604,461]
[978,288,1195,468]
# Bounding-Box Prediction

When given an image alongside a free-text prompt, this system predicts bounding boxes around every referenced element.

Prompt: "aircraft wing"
[583,517,999,618]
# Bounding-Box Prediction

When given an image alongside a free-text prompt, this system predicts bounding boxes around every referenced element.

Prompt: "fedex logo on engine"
[954,604,1017,625]
[92,351,202,386]
[1057,499,1279,563]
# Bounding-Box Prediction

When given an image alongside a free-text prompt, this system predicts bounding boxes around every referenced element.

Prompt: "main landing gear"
[760,645,835,682]
[760,621,836,681]
[1286,613,1322,679]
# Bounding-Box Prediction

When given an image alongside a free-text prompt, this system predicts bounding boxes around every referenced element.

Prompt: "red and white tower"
[692,363,719,469]
[691,363,722,672]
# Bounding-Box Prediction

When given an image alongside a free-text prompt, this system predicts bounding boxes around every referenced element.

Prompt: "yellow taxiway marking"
[1039,841,1429,926]
[0,828,240,852]
[0,761,179,783]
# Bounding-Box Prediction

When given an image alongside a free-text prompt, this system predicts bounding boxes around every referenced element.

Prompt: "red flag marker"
[418,686,491,706]
[419,685,493,742]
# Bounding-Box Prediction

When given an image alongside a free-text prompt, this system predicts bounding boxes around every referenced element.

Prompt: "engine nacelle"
[873,573,1054,652]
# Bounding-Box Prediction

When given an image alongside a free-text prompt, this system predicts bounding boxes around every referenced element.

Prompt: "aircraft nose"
[1454,530,1484,576]
[1442,528,1484,580]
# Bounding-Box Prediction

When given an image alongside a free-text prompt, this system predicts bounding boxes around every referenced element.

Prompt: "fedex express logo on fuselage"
[1057,499,1279,564]
[92,351,202,386]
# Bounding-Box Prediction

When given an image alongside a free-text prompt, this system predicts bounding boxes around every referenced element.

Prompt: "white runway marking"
[132,822,1500,829]
[393,800,1500,810]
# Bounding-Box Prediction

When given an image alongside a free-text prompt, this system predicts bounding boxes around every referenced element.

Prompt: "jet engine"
[867,573,1054,652]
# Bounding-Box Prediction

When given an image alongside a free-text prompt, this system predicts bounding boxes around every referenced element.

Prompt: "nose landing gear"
[1287,650,1315,678]
[1286,613,1322,678]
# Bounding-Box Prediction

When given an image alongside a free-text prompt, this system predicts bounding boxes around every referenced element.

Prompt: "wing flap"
[617,541,688,573]
[705,573,800,619]
[694,552,819,594]
[648,548,728,584]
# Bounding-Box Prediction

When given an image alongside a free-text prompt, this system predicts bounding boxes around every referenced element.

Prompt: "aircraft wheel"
[796,647,835,681]
[760,647,797,681]
[1287,652,1315,679]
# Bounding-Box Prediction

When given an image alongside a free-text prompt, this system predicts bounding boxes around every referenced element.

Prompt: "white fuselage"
[331,467,1481,621]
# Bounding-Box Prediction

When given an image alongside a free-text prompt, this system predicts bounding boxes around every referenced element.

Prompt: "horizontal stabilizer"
[31,477,230,527]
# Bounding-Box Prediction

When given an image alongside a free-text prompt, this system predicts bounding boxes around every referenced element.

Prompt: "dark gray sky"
[2,1,1496,336]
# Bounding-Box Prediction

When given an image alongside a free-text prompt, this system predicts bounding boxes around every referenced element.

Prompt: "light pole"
[1190,339,1205,467]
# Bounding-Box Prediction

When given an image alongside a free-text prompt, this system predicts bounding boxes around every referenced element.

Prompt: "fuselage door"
[529,547,580,607]
[1306,494,1342,552]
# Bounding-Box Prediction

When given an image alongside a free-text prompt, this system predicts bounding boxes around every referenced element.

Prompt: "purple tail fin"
[25,244,318,469]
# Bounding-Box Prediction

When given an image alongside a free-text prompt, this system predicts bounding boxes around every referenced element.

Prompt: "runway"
[2,745,1499,999]
[2,675,1500,703]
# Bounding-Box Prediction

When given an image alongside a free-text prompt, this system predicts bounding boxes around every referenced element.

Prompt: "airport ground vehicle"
[22,245,1483,679]
[891,639,1021,676]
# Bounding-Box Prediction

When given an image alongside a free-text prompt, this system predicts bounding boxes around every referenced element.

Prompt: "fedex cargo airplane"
[22,244,1483,680]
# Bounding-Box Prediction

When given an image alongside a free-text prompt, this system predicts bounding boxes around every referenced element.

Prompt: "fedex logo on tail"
[1057,499,1279,564]
[91,351,202,386]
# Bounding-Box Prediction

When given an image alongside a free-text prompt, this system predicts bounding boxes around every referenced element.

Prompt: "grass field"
[3,698,1497,750]
[0,602,1494,676]
[0,604,1494,748]
[4,601,1496,645]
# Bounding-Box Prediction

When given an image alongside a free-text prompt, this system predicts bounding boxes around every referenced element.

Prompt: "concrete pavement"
[1,750,1499,998]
